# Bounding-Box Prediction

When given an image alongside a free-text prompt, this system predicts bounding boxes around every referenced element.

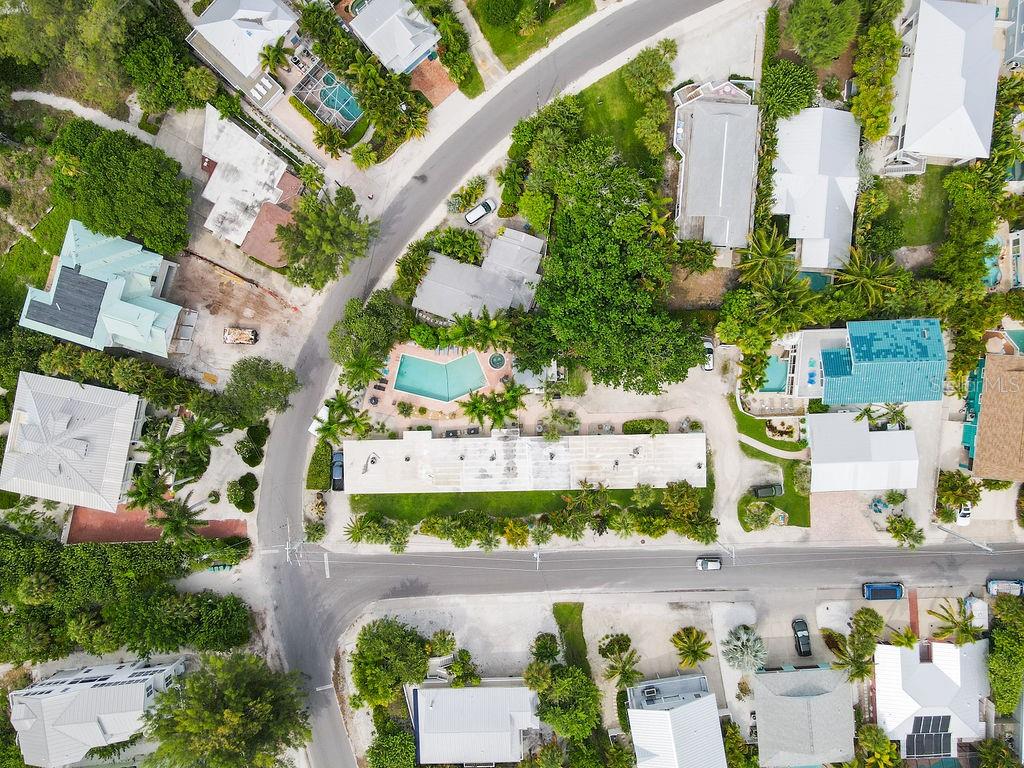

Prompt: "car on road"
[752,483,784,498]
[987,579,1024,596]
[862,582,904,600]
[695,557,722,571]
[465,198,496,225]
[702,339,715,372]
[331,450,345,491]
[792,618,811,657]
[956,502,973,527]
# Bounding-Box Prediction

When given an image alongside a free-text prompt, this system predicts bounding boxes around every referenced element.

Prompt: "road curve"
[255,0,741,764]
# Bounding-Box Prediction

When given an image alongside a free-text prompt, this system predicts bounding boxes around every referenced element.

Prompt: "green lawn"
[879,166,950,246]
[458,64,486,98]
[728,396,807,451]
[578,66,650,167]
[30,203,72,257]
[552,602,590,673]
[738,443,810,528]
[467,0,596,70]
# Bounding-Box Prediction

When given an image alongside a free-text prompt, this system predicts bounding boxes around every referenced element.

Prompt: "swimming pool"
[320,72,363,122]
[760,355,789,393]
[797,271,832,292]
[394,354,486,402]
[983,235,1003,288]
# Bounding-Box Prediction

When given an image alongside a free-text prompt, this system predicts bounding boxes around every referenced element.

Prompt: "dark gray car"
[331,450,345,491]
[792,618,811,657]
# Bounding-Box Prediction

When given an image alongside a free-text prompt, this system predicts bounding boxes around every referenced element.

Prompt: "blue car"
[331,450,345,492]
[862,582,904,600]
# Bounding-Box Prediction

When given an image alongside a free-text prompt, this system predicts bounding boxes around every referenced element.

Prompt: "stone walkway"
[450,0,509,88]
[11,91,154,145]
[738,433,809,460]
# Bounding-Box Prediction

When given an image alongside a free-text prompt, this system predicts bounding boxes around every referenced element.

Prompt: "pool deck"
[363,341,513,417]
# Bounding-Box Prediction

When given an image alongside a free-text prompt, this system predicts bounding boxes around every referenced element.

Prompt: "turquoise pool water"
[320,72,363,122]
[983,235,1003,288]
[797,271,832,292]
[394,354,486,401]
[760,355,789,393]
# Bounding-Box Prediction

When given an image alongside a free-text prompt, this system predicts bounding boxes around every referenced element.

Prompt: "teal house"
[19,221,184,358]
[822,319,946,405]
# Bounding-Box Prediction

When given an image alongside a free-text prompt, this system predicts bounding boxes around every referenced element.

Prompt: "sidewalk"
[450,0,508,87]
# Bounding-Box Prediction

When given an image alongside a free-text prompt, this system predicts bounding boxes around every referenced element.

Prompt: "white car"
[695,557,722,571]
[987,579,1024,596]
[465,198,496,225]
[956,502,973,527]
[702,340,715,372]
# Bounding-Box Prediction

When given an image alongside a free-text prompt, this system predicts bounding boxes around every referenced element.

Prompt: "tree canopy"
[536,665,601,742]
[278,186,379,290]
[49,119,191,255]
[145,652,310,768]
[785,0,860,68]
[350,617,428,708]
[221,357,301,428]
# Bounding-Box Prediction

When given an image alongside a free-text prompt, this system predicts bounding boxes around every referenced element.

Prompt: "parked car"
[792,618,811,657]
[752,483,784,498]
[987,579,1024,596]
[862,582,904,600]
[695,556,722,571]
[956,502,973,527]
[331,450,345,491]
[465,198,496,225]
[702,339,715,372]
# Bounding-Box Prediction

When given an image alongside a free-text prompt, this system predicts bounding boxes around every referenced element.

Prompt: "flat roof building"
[342,429,707,494]
[966,353,1024,480]
[772,108,859,270]
[807,412,919,492]
[412,229,543,320]
[874,641,989,760]
[8,658,185,768]
[19,221,185,358]
[408,681,539,765]
[186,0,297,110]
[350,0,440,74]
[752,667,855,767]
[625,675,727,768]
[0,373,146,512]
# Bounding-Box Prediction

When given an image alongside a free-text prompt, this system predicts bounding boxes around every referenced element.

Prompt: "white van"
[465,198,496,225]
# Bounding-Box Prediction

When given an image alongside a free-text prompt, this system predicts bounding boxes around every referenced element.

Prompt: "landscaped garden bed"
[737,443,810,528]
[467,0,596,70]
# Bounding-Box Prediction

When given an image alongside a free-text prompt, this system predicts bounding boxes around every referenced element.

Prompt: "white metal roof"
[192,0,297,79]
[772,108,859,269]
[626,688,727,768]
[874,641,989,753]
[342,430,707,494]
[806,412,919,492]
[0,372,140,512]
[903,0,999,160]
[200,105,289,246]
[350,0,440,73]
[411,683,538,765]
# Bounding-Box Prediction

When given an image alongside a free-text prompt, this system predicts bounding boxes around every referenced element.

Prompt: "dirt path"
[10,91,152,144]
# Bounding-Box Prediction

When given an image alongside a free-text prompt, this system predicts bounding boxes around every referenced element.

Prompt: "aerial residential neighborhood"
[5,0,1024,765]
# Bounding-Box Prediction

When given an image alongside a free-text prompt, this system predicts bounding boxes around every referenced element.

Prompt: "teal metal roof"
[19,221,182,358]
[822,319,946,404]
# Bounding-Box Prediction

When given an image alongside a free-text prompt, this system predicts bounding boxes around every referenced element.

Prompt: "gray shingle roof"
[753,668,855,767]
[24,267,106,338]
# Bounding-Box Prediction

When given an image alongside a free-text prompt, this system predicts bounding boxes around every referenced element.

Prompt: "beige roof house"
[970,353,1024,480]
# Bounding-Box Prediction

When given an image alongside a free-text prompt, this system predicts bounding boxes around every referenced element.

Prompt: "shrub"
[622,418,669,435]
[192,0,213,12]
[745,500,774,530]
[0,188,11,208]
[235,438,264,467]
[226,476,256,513]
[396,401,415,417]
[532,632,560,663]
[428,629,457,657]
[246,420,271,449]
[304,520,326,542]
[306,440,332,491]
[239,473,259,493]
[821,76,843,102]
[850,23,901,142]
[481,0,522,26]
[807,399,830,414]
[792,463,811,496]
[758,59,817,120]
[432,227,483,264]
[207,490,221,504]
[785,0,860,69]
[1017,485,1024,528]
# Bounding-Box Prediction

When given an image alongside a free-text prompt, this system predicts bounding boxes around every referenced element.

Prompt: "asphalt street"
[249,0,968,765]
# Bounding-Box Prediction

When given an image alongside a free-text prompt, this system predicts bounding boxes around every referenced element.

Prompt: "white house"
[874,641,989,760]
[349,0,440,74]
[7,659,185,768]
[407,681,539,765]
[885,0,1000,174]
[806,412,919,492]
[625,675,727,768]
[772,108,859,270]
[0,373,146,512]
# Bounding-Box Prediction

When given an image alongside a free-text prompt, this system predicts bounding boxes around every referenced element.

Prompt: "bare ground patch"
[668,266,737,310]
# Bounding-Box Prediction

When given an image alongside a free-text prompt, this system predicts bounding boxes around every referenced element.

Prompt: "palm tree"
[602,648,643,689]
[835,248,903,309]
[854,404,879,427]
[751,264,814,324]
[821,629,874,681]
[523,660,553,692]
[645,193,673,239]
[405,103,430,140]
[888,626,918,648]
[879,402,907,429]
[343,345,382,390]
[259,36,295,74]
[936,470,982,511]
[314,123,346,159]
[671,626,712,668]
[858,724,901,768]
[474,308,513,351]
[125,463,169,512]
[346,51,383,90]
[150,493,209,544]
[448,314,479,350]
[138,422,181,472]
[459,391,490,426]
[737,227,794,285]
[928,598,983,646]
[179,416,228,460]
[720,625,767,672]
[885,514,924,549]
[298,164,325,194]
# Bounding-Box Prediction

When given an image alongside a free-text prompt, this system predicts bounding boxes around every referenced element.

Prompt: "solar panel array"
[904,716,953,758]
